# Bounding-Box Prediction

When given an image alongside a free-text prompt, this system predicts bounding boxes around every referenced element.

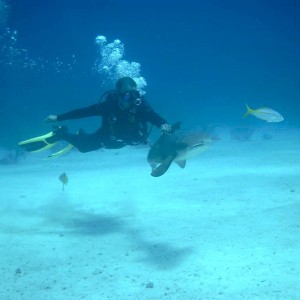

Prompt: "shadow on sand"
[1,200,192,269]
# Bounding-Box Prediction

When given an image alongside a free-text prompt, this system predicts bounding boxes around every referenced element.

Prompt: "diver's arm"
[147,110,167,127]
[46,104,103,122]
[145,106,172,132]
[143,101,168,128]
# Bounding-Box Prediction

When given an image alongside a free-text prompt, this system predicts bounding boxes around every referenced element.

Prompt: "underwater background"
[0,0,299,149]
[1,2,300,299]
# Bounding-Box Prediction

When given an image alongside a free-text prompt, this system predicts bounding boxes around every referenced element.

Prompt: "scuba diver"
[19,77,172,158]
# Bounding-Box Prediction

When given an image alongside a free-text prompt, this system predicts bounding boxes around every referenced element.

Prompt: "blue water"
[1,0,299,148]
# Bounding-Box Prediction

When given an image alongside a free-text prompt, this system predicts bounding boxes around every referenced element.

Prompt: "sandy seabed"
[1,126,299,300]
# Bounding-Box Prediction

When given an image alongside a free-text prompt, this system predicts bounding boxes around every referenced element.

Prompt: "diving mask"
[119,90,142,110]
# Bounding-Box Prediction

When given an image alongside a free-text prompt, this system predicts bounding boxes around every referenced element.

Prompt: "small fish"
[59,172,68,191]
[243,104,284,122]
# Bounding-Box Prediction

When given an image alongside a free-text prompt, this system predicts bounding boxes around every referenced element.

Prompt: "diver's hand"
[160,123,172,133]
[45,115,58,123]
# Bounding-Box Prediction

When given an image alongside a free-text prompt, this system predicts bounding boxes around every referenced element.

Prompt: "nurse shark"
[147,124,212,177]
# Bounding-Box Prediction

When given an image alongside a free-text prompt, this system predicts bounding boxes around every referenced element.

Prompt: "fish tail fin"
[243,103,253,118]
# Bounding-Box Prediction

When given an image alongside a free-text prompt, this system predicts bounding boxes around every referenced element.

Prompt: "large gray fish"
[147,127,212,177]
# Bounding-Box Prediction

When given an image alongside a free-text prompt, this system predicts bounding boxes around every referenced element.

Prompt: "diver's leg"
[50,127,105,153]
[19,126,106,154]
[47,126,125,153]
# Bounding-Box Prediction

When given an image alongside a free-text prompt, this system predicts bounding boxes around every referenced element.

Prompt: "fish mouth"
[191,141,207,148]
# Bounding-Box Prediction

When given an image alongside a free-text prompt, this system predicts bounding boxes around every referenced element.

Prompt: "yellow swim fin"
[18,131,58,152]
[46,144,74,159]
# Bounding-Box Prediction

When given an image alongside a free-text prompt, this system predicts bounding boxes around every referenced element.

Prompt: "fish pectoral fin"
[151,155,175,177]
[150,162,157,170]
[175,160,186,169]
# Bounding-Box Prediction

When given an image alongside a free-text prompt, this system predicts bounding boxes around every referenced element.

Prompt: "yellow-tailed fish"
[59,172,68,191]
[243,104,284,122]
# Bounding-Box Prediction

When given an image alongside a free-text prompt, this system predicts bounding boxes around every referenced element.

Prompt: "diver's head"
[116,77,137,93]
[118,90,142,110]
[116,77,141,110]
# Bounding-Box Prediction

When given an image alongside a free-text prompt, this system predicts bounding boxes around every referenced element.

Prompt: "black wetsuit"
[56,91,167,153]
